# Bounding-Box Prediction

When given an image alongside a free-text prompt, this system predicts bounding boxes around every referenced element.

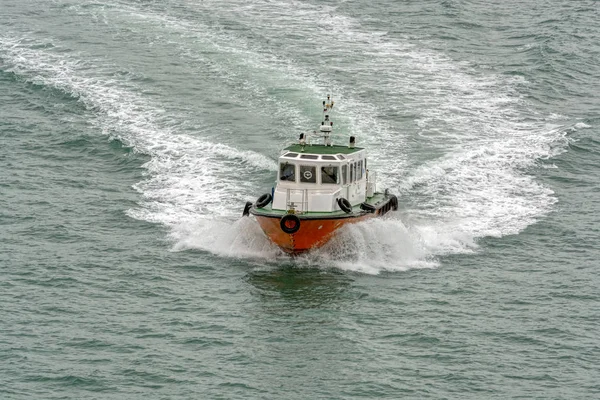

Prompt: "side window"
[300,165,316,183]
[350,163,354,183]
[358,160,363,180]
[280,163,295,182]
[321,166,338,184]
[342,165,348,185]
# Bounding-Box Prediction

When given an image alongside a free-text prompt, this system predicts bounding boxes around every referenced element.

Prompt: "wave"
[0,0,574,274]
[0,36,276,228]
[143,1,571,270]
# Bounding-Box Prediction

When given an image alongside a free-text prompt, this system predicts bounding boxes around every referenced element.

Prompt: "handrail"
[285,187,341,213]
[286,188,308,213]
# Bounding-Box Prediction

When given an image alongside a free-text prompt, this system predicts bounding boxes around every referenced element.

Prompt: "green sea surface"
[1,0,599,398]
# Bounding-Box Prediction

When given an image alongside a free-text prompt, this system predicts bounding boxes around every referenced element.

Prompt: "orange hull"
[254,214,374,254]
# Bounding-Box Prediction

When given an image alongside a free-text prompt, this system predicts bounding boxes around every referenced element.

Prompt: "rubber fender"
[360,202,377,213]
[337,197,352,213]
[256,193,272,209]
[242,201,252,217]
[280,214,301,234]
[390,195,398,211]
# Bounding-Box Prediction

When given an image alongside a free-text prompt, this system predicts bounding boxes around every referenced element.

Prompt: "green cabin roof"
[284,144,364,155]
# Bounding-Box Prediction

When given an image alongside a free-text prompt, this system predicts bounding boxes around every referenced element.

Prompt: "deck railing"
[285,188,308,213]
[285,187,342,213]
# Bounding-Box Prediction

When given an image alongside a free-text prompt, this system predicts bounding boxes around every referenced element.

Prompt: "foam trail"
[77,0,408,159]
[170,217,282,259]
[145,0,572,272]
[0,36,276,229]
[302,217,442,274]
[1,0,576,273]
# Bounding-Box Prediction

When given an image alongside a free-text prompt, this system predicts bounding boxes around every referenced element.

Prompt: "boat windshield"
[300,165,317,183]
[321,166,338,184]
[280,163,295,182]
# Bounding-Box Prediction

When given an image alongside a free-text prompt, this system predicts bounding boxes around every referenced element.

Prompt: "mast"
[320,94,334,146]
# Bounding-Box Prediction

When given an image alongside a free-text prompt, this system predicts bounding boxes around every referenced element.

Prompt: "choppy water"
[1,0,599,398]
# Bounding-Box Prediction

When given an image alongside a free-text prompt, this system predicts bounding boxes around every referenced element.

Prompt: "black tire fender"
[337,197,352,213]
[255,193,272,209]
[390,195,398,211]
[280,214,301,234]
[360,202,377,213]
[242,201,253,217]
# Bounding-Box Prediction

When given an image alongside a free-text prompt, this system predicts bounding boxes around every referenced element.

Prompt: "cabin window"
[322,155,336,160]
[358,160,363,180]
[280,163,296,182]
[337,155,345,160]
[285,152,299,158]
[300,154,319,160]
[350,162,354,182]
[300,165,317,183]
[321,166,338,184]
[342,165,348,185]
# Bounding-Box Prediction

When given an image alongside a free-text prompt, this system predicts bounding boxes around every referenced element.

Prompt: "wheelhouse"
[271,144,374,213]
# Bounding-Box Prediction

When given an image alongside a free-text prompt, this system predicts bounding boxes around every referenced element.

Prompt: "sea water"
[1,1,599,398]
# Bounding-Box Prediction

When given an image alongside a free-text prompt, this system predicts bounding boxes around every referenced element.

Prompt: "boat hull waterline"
[250,195,397,254]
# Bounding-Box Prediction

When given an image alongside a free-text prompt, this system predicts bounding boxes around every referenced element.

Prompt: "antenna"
[318,93,334,146]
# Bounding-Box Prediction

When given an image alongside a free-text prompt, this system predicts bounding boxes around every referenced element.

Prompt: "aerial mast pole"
[320,94,334,146]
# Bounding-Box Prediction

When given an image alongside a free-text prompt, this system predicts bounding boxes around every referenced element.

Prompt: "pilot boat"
[243,95,398,254]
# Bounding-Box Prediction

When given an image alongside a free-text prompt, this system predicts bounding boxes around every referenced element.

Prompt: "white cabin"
[272,144,376,213]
